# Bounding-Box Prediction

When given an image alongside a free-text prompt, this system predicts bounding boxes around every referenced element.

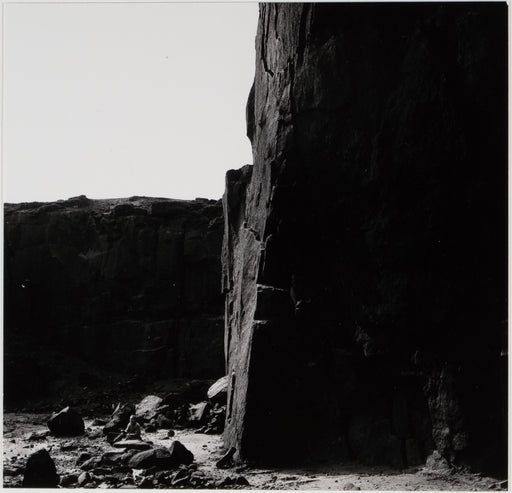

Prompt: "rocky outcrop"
[223,3,507,474]
[4,195,224,407]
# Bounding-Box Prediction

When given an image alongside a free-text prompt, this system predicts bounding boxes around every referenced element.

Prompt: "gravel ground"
[3,413,507,490]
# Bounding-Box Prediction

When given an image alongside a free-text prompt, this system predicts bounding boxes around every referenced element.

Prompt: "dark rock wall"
[223,3,507,474]
[4,195,225,406]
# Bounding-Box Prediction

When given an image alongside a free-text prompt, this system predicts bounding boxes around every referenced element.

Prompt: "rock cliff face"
[4,195,224,407]
[223,3,507,474]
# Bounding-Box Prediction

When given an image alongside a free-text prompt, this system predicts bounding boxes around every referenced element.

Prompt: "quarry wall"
[222,3,507,474]
[4,195,225,407]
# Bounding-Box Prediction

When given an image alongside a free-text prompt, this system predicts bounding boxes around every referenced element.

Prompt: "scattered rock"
[60,440,78,450]
[138,476,154,488]
[216,475,249,487]
[342,482,361,490]
[3,465,24,477]
[167,430,176,438]
[103,402,135,434]
[76,452,92,466]
[47,406,85,436]
[235,475,250,486]
[189,401,210,426]
[22,448,60,488]
[60,473,78,486]
[27,430,50,441]
[87,427,103,439]
[78,471,91,487]
[425,450,451,471]
[171,468,190,485]
[80,457,102,471]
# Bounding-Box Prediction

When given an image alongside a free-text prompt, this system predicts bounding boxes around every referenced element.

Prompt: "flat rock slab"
[113,440,152,450]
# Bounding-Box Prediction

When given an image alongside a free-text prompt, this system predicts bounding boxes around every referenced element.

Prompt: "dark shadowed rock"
[236,476,250,486]
[60,473,78,487]
[4,196,225,409]
[103,402,135,434]
[168,440,194,466]
[156,414,173,429]
[216,475,250,488]
[47,406,85,436]
[102,450,137,466]
[223,2,507,474]
[22,448,59,488]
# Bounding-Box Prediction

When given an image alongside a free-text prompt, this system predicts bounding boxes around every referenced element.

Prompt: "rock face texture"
[4,196,224,407]
[223,3,507,474]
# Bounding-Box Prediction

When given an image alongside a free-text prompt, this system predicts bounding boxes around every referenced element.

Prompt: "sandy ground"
[2,413,507,490]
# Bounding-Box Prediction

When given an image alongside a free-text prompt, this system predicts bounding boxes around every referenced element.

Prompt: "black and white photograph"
[2,1,509,490]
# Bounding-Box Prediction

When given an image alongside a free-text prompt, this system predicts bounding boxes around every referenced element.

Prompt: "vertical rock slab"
[223,3,507,473]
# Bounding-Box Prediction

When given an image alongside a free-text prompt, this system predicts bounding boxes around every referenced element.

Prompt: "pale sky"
[2,2,259,203]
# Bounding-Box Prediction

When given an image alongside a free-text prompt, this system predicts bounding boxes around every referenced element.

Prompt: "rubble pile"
[5,376,234,489]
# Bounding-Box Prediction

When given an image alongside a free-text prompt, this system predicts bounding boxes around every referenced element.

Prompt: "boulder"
[135,395,163,419]
[22,448,59,488]
[207,375,228,404]
[168,440,194,466]
[127,448,175,470]
[188,402,210,426]
[104,402,135,434]
[60,473,78,487]
[102,450,137,466]
[47,406,85,436]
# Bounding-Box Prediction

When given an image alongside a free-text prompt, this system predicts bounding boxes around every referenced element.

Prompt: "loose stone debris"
[4,379,508,490]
